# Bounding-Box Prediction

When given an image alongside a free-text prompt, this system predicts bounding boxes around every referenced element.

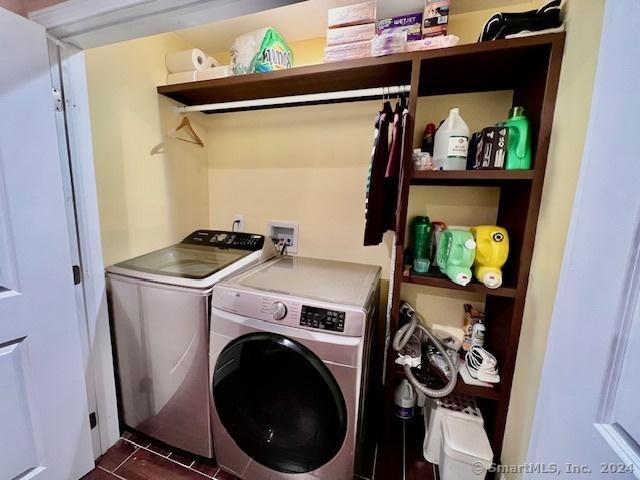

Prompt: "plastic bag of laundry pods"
[230,27,294,74]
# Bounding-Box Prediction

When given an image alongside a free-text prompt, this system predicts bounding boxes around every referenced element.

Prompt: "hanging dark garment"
[383,103,407,231]
[363,102,392,246]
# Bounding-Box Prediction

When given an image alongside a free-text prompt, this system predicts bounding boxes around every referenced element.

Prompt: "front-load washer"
[106,230,276,458]
[209,255,381,480]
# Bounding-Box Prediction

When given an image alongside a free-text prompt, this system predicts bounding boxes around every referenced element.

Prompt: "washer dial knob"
[271,302,287,320]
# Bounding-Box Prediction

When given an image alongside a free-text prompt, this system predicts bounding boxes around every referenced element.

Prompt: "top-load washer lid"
[226,256,381,308]
[106,230,273,288]
[113,243,249,280]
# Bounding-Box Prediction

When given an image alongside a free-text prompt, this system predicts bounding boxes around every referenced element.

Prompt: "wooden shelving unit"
[158,32,566,479]
[385,33,565,480]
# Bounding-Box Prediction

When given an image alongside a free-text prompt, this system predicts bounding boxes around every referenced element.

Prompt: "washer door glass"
[213,333,347,473]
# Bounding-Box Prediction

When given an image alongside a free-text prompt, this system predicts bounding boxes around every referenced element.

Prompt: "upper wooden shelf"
[157,33,565,109]
[411,169,535,186]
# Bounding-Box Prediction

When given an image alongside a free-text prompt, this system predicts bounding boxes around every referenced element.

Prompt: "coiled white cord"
[465,345,500,383]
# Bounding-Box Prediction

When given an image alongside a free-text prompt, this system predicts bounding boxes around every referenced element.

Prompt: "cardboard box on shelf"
[423,0,449,37]
[475,126,509,169]
[327,1,376,29]
[378,12,423,42]
[324,40,373,62]
[326,23,377,46]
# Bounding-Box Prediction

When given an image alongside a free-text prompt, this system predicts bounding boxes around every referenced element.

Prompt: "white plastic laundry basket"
[423,394,483,464]
[439,416,493,480]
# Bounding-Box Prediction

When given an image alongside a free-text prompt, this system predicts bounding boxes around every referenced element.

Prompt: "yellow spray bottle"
[470,226,509,289]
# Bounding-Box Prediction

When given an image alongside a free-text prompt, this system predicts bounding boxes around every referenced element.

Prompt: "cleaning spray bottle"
[505,106,531,170]
[433,108,470,170]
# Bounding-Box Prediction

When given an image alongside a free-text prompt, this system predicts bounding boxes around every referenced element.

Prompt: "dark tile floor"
[81,431,237,480]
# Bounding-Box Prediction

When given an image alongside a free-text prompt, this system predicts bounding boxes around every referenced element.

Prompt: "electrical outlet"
[268,221,298,253]
[233,214,245,232]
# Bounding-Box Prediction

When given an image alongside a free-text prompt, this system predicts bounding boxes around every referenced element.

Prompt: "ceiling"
[175,0,526,54]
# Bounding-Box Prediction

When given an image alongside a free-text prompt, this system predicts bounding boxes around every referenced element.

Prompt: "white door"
[0,8,94,480]
[526,1,640,478]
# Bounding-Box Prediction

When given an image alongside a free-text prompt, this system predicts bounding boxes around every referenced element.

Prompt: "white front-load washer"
[106,230,276,458]
[209,256,381,480]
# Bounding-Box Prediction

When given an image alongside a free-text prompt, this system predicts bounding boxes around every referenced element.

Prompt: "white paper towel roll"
[194,66,230,81]
[166,71,197,84]
[165,49,207,73]
[207,56,220,68]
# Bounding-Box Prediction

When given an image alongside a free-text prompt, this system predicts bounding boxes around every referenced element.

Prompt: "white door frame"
[28,0,303,457]
[48,39,121,457]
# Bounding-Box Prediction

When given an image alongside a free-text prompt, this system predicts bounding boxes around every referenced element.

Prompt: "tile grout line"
[111,446,139,475]
[122,436,217,479]
[97,465,127,480]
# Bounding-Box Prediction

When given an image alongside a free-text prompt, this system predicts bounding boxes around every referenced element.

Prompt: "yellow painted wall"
[204,90,512,279]
[86,33,210,266]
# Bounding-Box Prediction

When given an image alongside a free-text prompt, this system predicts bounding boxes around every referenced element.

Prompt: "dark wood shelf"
[454,378,501,401]
[157,33,565,111]
[411,169,535,186]
[402,272,517,298]
[392,365,500,401]
[157,54,414,107]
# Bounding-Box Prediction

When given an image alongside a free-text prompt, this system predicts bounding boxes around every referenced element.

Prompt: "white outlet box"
[233,214,245,232]
[268,221,298,254]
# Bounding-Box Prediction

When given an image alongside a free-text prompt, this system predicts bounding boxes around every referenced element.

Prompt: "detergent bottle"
[505,106,531,170]
[437,229,476,286]
[470,226,509,288]
[433,108,470,170]
[394,379,416,419]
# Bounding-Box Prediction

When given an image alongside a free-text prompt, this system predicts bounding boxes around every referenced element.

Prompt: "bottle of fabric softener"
[505,106,532,170]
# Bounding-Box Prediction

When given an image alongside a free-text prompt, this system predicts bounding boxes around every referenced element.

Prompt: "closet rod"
[177,84,411,113]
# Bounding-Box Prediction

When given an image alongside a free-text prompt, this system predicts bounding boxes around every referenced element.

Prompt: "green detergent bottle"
[505,106,531,170]
[437,229,476,286]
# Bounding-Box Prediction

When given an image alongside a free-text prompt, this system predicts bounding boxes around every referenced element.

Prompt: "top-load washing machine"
[209,255,381,480]
[106,230,276,458]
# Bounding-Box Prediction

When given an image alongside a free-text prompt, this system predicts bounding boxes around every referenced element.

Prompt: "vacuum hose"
[392,302,458,398]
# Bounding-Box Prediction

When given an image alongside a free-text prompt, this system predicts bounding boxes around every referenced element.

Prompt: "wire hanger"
[167,115,204,147]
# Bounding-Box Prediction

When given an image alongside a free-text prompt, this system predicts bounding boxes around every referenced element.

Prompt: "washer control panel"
[300,305,346,332]
[182,230,265,251]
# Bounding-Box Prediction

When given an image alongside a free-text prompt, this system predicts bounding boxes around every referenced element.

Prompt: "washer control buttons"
[300,306,345,332]
[271,302,287,320]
